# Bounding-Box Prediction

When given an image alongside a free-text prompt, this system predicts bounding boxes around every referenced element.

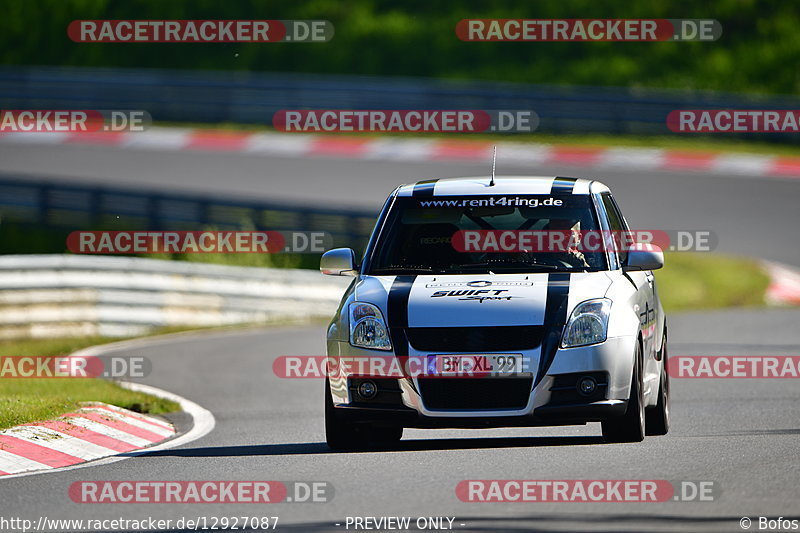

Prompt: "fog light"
[578,376,597,396]
[358,380,378,400]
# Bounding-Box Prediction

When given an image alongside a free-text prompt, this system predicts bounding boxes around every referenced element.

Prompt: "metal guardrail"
[0,254,352,339]
[0,174,378,252]
[0,173,367,338]
[2,66,800,139]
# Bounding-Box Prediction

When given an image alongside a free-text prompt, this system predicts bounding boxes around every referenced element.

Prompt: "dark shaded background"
[0,0,797,95]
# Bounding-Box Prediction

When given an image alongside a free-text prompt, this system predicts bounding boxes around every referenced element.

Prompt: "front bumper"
[326,335,637,428]
[332,400,628,429]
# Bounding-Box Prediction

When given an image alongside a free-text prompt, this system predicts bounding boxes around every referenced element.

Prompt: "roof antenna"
[489,145,497,187]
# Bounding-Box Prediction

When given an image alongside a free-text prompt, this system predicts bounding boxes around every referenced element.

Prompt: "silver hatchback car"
[321,176,669,449]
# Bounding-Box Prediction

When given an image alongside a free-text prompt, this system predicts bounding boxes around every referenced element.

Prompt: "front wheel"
[325,379,404,450]
[602,341,645,443]
[646,333,670,436]
[325,378,360,450]
[370,426,403,446]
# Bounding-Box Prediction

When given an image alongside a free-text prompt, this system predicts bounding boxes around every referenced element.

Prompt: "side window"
[600,193,629,265]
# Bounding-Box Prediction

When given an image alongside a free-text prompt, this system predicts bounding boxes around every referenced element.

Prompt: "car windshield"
[367,194,608,274]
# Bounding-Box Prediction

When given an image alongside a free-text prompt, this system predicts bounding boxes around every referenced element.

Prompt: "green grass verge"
[0,336,180,430]
[656,252,770,313]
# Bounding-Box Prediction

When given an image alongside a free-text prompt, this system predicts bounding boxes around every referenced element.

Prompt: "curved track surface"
[0,311,798,532]
[0,142,798,532]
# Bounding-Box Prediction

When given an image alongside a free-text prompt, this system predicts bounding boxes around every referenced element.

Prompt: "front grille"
[418,377,533,410]
[406,326,544,352]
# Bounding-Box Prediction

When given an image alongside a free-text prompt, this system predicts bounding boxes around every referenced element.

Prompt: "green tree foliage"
[0,0,797,95]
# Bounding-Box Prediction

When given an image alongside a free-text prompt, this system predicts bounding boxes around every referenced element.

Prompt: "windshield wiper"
[450,262,561,272]
[370,265,441,274]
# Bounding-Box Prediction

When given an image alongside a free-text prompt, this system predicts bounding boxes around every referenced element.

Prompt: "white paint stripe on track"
[0,131,72,144]
[363,138,436,160]
[117,380,216,456]
[711,154,772,175]
[0,449,52,474]
[1,425,115,461]
[244,132,313,155]
[58,416,153,448]
[88,403,173,430]
[598,147,665,169]
[763,261,800,305]
[78,408,175,437]
[495,143,553,164]
[120,128,192,150]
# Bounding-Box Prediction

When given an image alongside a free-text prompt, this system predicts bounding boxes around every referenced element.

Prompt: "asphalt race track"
[1,311,798,532]
[0,142,798,532]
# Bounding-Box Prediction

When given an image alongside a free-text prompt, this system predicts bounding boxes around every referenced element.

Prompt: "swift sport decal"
[407,275,549,327]
[459,293,518,303]
[430,289,520,303]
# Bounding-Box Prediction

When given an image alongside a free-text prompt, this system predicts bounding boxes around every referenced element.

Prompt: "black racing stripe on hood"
[534,272,571,387]
[412,179,439,197]
[387,275,416,356]
[551,176,577,194]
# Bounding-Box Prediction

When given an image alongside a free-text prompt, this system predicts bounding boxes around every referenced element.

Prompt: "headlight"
[349,302,392,351]
[561,298,612,348]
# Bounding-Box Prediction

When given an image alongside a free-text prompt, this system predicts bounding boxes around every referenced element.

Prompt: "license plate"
[425,354,524,376]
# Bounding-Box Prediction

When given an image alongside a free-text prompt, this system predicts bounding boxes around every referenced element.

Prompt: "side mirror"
[624,243,664,271]
[320,248,358,276]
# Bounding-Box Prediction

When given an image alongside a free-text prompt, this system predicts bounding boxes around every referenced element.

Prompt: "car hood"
[355,272,613,328]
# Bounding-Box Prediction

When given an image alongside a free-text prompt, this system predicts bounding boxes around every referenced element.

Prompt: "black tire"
[646,333,670,436]
[369,426,404,446]
[325,379,404,450]
[325,378,361,451]
[602,341,645,443]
